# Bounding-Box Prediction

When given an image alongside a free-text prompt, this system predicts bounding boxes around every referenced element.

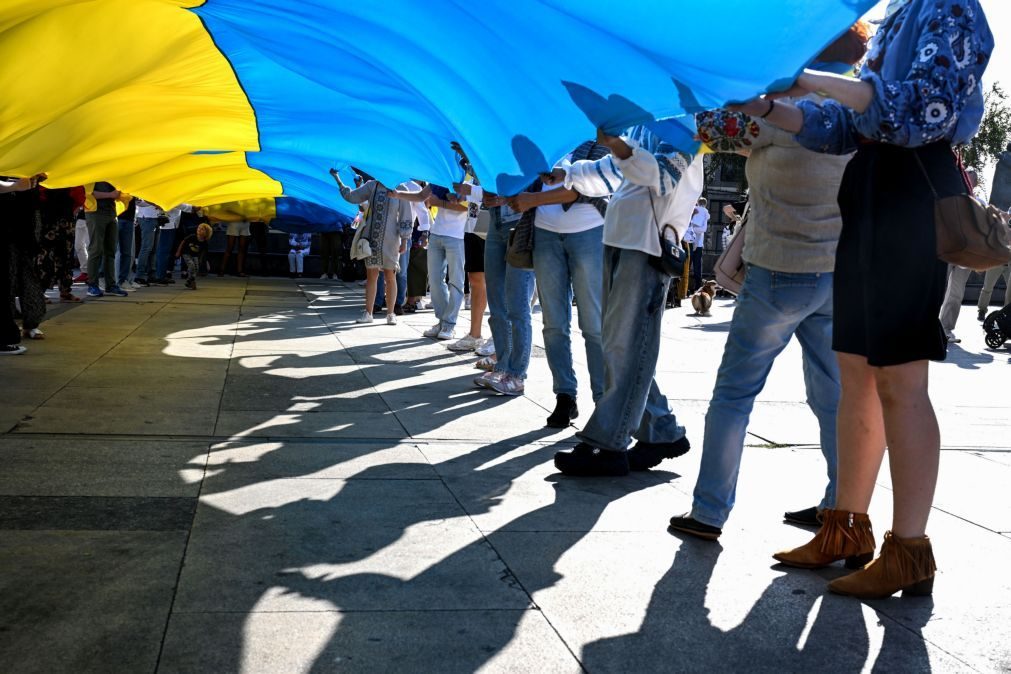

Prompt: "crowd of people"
[1,0,1003,603]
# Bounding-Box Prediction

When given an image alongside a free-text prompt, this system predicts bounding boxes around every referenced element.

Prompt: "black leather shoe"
[668,513,722,541]
[545,394,578,428]
[783,506,823,527]
[554,443,629,477]
[627,436,691,471]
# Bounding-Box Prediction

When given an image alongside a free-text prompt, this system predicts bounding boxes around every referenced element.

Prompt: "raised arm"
[597,127,693,196]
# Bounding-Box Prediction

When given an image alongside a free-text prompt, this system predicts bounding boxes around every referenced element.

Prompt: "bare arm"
[507,187,579,213]
[388,184,432,203]
[735,69,874,134]
[425,195,468,212]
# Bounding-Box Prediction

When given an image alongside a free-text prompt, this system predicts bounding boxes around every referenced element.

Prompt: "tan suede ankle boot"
[773,509,875,569]
[828,531,936,599]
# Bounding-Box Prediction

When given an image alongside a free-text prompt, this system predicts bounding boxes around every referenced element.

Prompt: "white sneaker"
[357,311,374,324]
[474,371,504,389]
[475,355,497,372]
[436,327,456,341]
[423,323,442,338]
[475,338,495,357]
[386,313,396,325]
[489,373,525,396]
[448,334,482,352]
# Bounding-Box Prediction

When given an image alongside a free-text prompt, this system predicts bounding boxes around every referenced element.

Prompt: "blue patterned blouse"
[795,0,993,155]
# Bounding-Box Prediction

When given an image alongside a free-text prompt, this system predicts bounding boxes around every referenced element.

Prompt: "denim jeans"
[485,214,535,377]
[691,264,839,528]
[396,247,410,306]
[116,218,135,284]
[135,218,159,280]
[155,227,177,279]
[577,246,686,452]
[533,225,605,401]
[427,233,466,330]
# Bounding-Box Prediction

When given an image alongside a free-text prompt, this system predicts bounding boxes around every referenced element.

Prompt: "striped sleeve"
[562,154,624,197]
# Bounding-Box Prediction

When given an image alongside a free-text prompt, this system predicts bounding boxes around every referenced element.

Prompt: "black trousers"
[319,232,340,277]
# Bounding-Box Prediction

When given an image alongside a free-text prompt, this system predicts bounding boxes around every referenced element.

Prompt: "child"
[176,223,212,290]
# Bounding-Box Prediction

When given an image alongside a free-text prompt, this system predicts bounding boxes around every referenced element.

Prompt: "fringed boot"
[828,531,936,599]
[773,508,875,569]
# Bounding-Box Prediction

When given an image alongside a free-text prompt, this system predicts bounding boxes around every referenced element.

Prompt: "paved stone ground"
[1,276,1008,673]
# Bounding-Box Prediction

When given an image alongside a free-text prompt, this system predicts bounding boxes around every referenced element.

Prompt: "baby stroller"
[982,303,1011,349]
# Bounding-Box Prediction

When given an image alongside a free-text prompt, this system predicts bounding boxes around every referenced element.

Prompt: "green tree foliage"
[963,83,1011,180]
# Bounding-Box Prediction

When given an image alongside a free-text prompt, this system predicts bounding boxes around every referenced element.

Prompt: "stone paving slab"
[159,609,579,674]
[0,531,187,674]
[174,477,530,613]
[3,275,1009,673]
[0,437,207,497]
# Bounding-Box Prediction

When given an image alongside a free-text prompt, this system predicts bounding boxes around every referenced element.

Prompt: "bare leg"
[834,352,887,514]
[467,271,486,339]
[383,269,397,316]
[874,360,938,538]
[364,268,379,313]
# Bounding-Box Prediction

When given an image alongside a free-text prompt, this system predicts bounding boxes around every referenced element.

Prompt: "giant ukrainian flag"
[0,0,877,222]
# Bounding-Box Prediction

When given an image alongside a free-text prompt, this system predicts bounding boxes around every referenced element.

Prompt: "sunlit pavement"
[1,276,1008,673]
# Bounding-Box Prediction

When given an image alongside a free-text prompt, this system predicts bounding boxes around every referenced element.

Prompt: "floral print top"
[795,0,993,155]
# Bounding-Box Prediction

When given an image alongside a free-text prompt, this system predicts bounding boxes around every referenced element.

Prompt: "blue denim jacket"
[795,0,994,154]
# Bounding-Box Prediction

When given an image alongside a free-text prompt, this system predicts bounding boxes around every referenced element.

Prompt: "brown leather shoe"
[828,531,935,599]
[773,509,875,569]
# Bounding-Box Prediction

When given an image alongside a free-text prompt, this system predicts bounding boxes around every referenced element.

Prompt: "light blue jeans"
[577,246,686,452]
[691,264,839,528]
[485,212,535,377]
[427,233,466,330]
[533,225,605,401]
[135,218,160,281]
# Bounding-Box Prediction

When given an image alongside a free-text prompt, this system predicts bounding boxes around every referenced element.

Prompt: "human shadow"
[579,540,934,671]
[266,449,680,672]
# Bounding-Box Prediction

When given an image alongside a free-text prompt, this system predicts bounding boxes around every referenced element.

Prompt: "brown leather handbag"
[714,203,749,294]
[916,154,1011,272]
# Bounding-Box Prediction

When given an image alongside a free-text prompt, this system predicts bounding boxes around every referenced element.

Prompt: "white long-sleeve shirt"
[562,125,703,256]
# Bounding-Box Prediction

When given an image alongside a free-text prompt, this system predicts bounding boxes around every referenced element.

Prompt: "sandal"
[23,328,45,340]
[60,293,82,303]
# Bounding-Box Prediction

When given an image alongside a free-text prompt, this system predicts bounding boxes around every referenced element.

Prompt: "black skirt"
[834,141,963,366]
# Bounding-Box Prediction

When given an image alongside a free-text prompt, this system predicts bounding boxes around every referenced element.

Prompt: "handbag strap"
[647,188,680,246]
[912,151,940,200]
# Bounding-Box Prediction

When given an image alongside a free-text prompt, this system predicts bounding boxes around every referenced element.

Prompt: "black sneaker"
[668,513,722,541]
[554,443,629,477]
[394,304,404,316]
[783,506,823,527]
[1,344,27,355]
[978,307,987,321]
[134,278,150,287]
[627,436,691,471]
[546,394,578,428]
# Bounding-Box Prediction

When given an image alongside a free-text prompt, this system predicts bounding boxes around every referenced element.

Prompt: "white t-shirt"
[430,182,480,239]
[163,204,192,230]
[684,205,710,246]
[135,200,164,219]
[533,182,604,234]
[403,181,433,232]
